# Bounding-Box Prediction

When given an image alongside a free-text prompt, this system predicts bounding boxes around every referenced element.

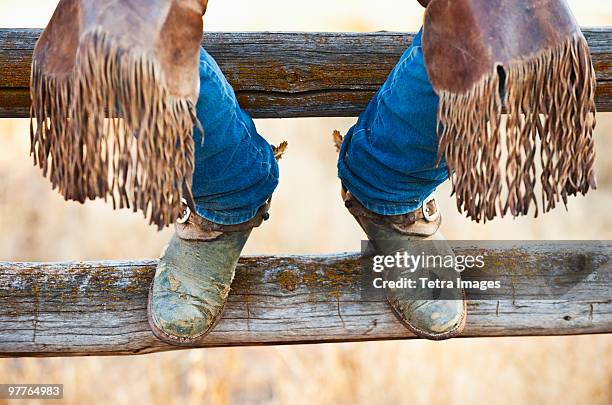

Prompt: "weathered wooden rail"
[0,243,610,357]
[0,28,611,118]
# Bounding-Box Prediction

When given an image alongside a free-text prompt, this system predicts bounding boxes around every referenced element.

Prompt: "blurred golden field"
[0,1,611,404]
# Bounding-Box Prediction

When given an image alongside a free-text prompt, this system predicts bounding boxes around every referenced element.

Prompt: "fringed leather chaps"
[30,0,208,229]
[422,0,597,222]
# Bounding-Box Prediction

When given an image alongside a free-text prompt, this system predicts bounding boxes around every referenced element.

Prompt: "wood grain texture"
[0,28,611,118]
[1,243,610,357]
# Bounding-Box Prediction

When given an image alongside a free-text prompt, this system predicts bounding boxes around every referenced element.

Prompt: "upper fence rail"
[0,28,611,119]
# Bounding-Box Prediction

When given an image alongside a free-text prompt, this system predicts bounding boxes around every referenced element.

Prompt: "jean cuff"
[193,178,277,225]
[341,179,430,217]
[192,167,278,226]
[193,204,264,226]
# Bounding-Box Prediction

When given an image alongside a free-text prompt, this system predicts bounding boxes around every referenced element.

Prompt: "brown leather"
[176,201,271,242]
[342,189,441,237]
[422,0,582,94]
[417,0,430,8]
[35,0,207,100]
[30,0,210,229]
[420,0,597,223]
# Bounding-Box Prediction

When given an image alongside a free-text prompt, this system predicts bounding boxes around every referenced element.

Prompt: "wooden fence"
[0,28,611,357]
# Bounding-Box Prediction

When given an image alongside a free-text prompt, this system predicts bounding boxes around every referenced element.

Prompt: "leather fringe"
[437,34,597,223]
[30,29,197,229]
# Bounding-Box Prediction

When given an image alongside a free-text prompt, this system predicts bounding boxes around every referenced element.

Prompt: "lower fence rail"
[0,243,610,357]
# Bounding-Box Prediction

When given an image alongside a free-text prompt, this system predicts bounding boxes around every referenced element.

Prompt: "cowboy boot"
[343,188,466,340]
[148,200,270,346]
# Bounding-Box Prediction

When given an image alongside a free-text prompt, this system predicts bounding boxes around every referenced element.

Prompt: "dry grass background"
[0,1,611,404]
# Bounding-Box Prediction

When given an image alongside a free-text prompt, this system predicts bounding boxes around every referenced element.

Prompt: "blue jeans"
[192,29,447,225]
[192,48,279,225]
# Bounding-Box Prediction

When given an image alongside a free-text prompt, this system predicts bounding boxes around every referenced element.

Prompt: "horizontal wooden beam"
[1,243,610,357]
[0,28,611,119]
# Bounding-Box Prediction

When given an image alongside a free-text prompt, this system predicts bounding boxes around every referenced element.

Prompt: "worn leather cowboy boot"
[148,200,270,346]
[343,189,466,340]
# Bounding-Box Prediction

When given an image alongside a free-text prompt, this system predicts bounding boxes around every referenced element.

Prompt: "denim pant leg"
[337,29,448,216]
[192,48,279,225]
